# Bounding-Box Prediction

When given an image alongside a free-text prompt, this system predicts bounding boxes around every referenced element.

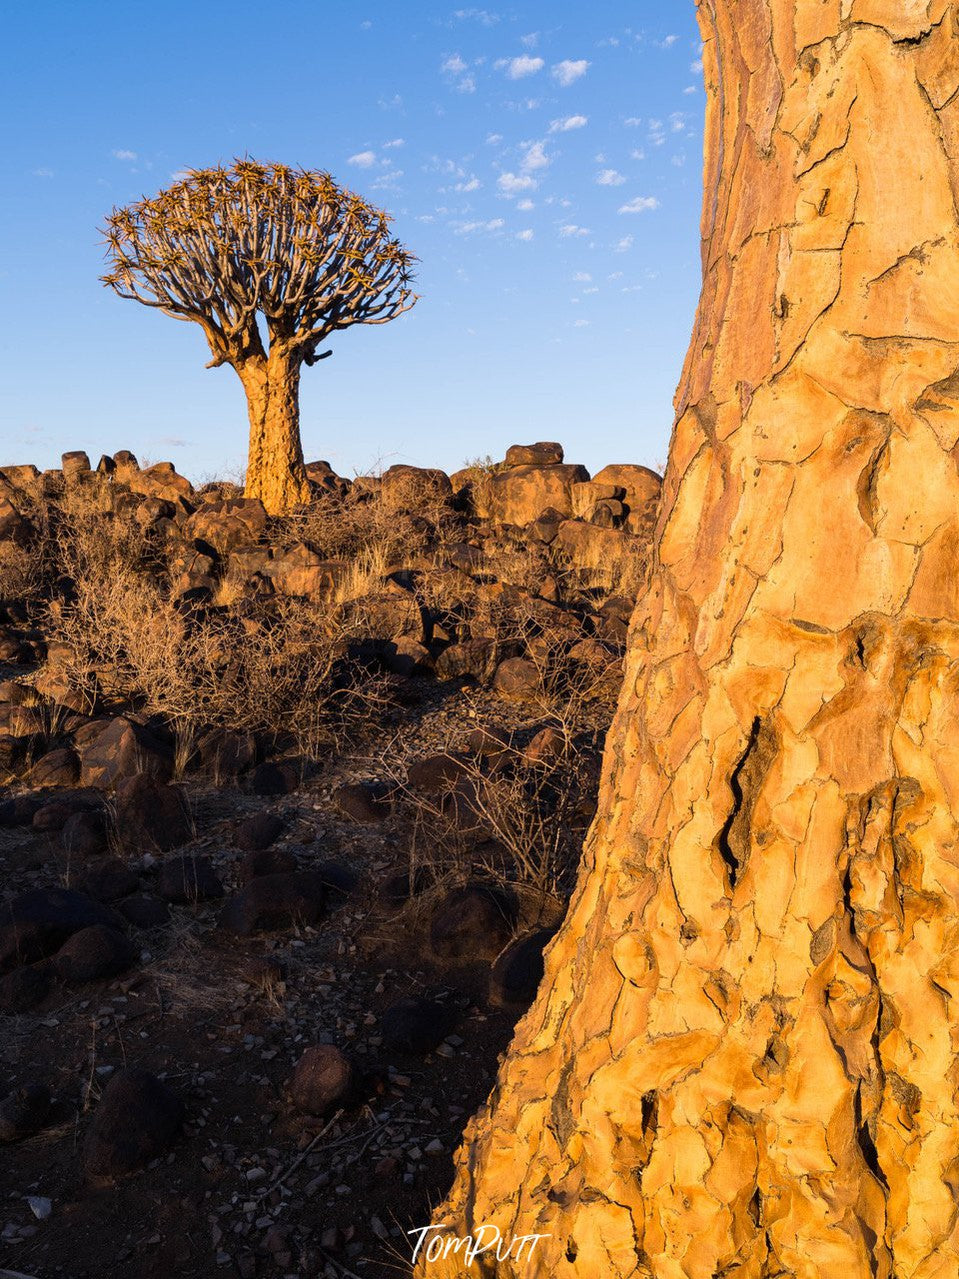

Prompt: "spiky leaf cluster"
[102,159,417,366]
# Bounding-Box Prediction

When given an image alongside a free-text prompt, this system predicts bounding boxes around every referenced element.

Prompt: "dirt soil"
[0,673,604,1279]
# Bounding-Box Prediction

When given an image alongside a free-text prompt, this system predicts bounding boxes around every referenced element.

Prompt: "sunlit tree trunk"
[240,345,311,514]
[421,4,959,1277]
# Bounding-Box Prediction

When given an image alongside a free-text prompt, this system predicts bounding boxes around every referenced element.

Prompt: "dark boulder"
[61,808,111,857]
[157,855,224,904]
[118,895,171,930]
[504,442,564,467]
[377,867,431,908]
[489,927,558,1010]
[0,888,124,974]
[0,961,53,1013]
[0,1084,52,1142]
[76,859,140,903]
[289,1045,357,1117]
[406,753,470,793]
[492,657,541,704]
[26,747,80,787]
[33,790,104,833]
[79,717,173,788]
[53,925,137,985]
[380,996,459,1056]
[429,884,518,962]
[83,1067,184,1179]
[0,794,44,827]
[219,872,326,936]
[234,811,285,853]
[115,774,192,852]
[196,728,258,779]
[249,760,300,796]
[237,846,298,886]
[334,782,392,824]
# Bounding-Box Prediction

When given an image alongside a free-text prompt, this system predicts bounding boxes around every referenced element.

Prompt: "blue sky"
[2,1,704,482]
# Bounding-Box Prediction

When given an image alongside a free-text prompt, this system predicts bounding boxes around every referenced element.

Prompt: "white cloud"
[619,196,659,214]
[486,132,503,144]
[520,140,549,172]
[690,57,704,73]
[516,229,534,241]
[348,150,377,168]
[573,319,590,327]
[32,167,54,178]
[624,117,642,127]
[520,31,538,48]
[383,138,405,148]
[671,154,686,167]
[552,59,589,87]
[596,168,625,186]
[549,114,587,133]
[497,54,544,79]
[648,119,666,146]
[372,169,403,190]
[559,223,590,237]
[455,217,505,234]
[112,148,137,161]
[455,176,482,191]
[670,112,687,132]
[457,75,477,93]
[615,235,634,252]
[658,34,679,48]
[442,53,467,74]
[573,272,592,282]
[360,19,372,29]
[630,148,646,161]
[498,171,538,194]
[683,85,698,95]
[454,7,499,23]
[516,198,534,210]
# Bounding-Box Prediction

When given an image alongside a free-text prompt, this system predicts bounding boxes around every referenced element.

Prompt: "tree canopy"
[101,159,417,369]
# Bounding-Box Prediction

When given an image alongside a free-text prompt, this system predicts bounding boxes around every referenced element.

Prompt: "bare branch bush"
[383,730,597,916]
[43,491,388,760]
[549,533,648,607]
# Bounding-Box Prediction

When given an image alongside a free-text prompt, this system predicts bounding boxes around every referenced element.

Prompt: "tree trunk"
[240,346,311,514]
[420,5,959,1277]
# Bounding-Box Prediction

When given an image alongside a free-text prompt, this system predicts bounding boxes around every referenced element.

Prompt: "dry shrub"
[388,731,596,912]
[550,530,648,604]
[459,453,507,520]
[44,489,384,758]
[280,486,430,567]
[148,917,234,1019]
[0,541,40,602]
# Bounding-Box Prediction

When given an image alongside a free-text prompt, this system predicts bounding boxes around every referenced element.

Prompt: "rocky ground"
[0,443,659,1278]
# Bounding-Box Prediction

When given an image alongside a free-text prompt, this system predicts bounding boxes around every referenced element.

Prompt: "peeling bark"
[420,4,959,1277]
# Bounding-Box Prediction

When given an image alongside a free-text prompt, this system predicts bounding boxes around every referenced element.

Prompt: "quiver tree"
[102,160,416,513]
[420,4,959,1278]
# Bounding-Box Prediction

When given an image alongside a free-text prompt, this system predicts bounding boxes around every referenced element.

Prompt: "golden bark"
[240,346,311,515]
[420,4,959,1277]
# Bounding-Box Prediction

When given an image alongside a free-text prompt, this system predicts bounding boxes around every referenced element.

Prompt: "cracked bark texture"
[241,346,311,515]
[419,4,959,1277]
